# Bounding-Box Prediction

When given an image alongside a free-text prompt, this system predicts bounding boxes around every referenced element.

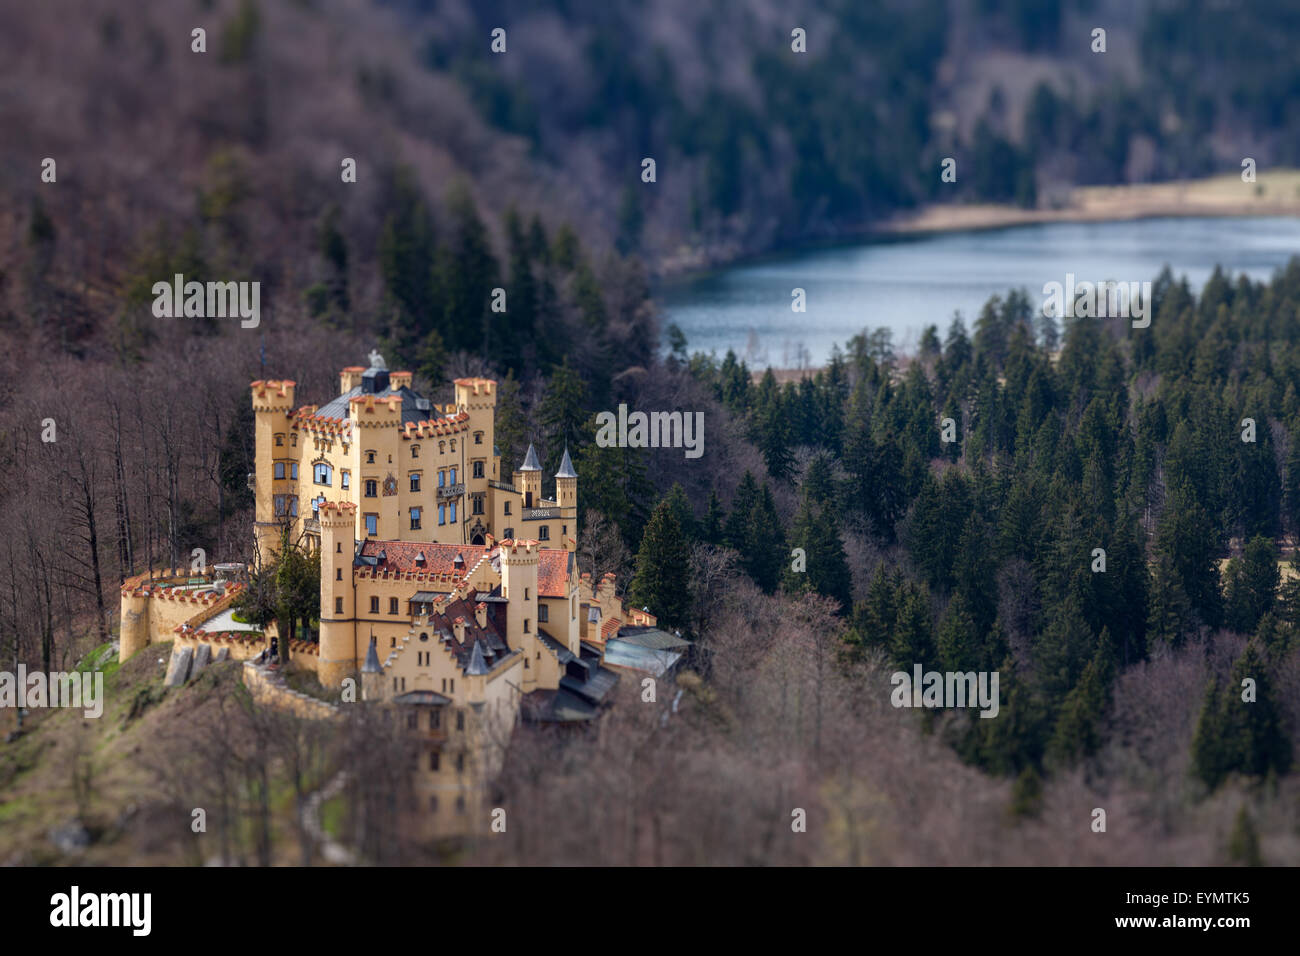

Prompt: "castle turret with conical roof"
[555,446,577,510]
[514,443,542,507]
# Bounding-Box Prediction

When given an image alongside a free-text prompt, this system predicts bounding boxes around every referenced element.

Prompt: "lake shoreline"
[656,171,1300,286]
[880,172,1300,236]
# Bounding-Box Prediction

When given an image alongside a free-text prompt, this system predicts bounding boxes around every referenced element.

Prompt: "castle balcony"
[437,483,465,500]
[522,506,559,520]
[303,518,321,534]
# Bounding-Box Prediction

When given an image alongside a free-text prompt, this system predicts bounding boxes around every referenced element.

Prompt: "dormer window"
[415,551,426,567]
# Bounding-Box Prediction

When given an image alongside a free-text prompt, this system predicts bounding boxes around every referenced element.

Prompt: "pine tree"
[662,483,696,542]
[1047,629,1116,766]
[537,358,588,474]
[701,489,725,543]
[1192,641,1292,790]
[1224,535,1280,634]
[629,500,692,630]
[936,592,981,673]
[1227,805,1263,866]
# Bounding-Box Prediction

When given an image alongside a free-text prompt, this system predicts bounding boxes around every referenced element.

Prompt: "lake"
[657,216,1300,367]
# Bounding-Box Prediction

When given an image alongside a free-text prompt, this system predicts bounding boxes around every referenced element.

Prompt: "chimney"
[475,602,487,628]
[453,616,466,642]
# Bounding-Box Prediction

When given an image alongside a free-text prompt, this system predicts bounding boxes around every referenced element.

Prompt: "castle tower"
[514,444,542,508]
[318,502,358,689]
[349,392,403,541]
[499,539,540,686]
[455,377,497,512]
[555,447,577,510]
[119,587,150,662]
[250,379,297,559]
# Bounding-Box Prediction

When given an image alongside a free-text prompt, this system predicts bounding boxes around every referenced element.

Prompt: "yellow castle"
[118,354,666,837]
[250,350,577,560]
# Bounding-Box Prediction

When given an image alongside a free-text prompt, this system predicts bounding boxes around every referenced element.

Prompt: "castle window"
[364,479,377,498]
[336,542,342,553]
[438,505,445,526]
[291,434,297,447]
[429,751,439,771]
[474,432,483,445]
[439,442,445,454]
[289,498,298,517]
[420,632,428,642]
[275,434,284,447]
[456,753,465,773]
[314,463,333,486]
[274,462,285,479]
[335,597,343,614]
[456,711,465,731]
[273,495,286,516]
[572,595,577,617]
[430,710,440,729]
[412,444,420,459]
[410,473,421,493]
[335,568,342,581]
[449,679,454,693]
[410,507,421,530]
[473,496,484,516]
[407,712,418,730]
[562,525,567,536]
[524,658,529,669]
[524,588,529,601]
[450,467,457,485]
[450,440,456,452]
[389,597,399,615]
[504,527,514,538]
[438,470,445,488]
[539,604,548,623]
[449,501,457,522]
[340,470,349,489]
[504,502,511,516]
[365,514,377,536]
[539,526,550,541]
[291,463,299,480]
[366,450,376,464]
[473,460,484,479]
[370,596,379,614]
[524,619,531,633]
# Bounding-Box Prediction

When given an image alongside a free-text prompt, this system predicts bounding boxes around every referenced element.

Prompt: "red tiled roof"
[537,550,571,598]
[359,540,488,577]
[358,540,571,596]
